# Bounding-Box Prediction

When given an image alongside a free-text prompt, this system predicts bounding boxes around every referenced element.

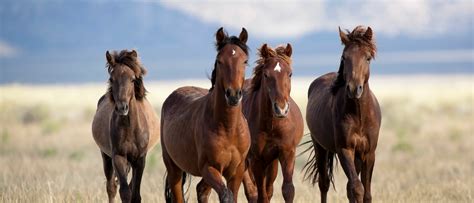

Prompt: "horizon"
[0,0,473,84]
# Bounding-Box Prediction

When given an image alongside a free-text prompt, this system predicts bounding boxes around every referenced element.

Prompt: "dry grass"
[0,75,473,202]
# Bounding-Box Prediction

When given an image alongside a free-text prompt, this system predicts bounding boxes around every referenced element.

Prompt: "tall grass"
[0,75,472,202]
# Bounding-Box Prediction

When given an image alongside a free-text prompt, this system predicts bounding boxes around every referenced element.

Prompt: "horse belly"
[162,122,201,176]
[92,101,114,156]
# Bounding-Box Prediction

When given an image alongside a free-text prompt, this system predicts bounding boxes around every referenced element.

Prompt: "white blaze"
[274,62,281,72]
[232,49,236,55]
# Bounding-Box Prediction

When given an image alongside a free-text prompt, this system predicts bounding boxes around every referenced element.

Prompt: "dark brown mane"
[106,50,147,101]
[209,34,249,92]
[331,26,377,95]
[251,45,292,92]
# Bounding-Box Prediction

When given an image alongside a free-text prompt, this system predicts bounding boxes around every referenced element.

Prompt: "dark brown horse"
[92,50,160,203]
[160,27,251,203]
[241,44,304,203]
[305,26,381,203]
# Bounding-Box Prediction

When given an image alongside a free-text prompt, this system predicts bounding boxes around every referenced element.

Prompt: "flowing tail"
[301,138,337,189]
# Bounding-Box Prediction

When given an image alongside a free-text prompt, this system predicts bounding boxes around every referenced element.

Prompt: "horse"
[160,27,251,203]
[304,26,381,203]
[241,44,304,203]
[92,49,160,203]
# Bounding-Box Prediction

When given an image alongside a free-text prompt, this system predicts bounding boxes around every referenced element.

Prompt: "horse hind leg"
[315,143,331,203]
[162,147,185,203]
[101,151,117,203]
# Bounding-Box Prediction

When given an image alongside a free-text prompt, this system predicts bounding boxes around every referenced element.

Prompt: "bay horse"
[305,26,381,203]
[241,44,304,203]
[160,27,251,203]
[92,50,160,203]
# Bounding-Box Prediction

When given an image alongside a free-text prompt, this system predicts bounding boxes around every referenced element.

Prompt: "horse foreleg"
[252,160,269,203]
[113,154,132,203]
[279,150,296,203]
[361,153,375,203]
[265,159,278,201]
[242,169,257,203]
[201,165,232,203]
[130,155,146,203]
[226,162,246,203]
[101,152,117,203]
[337,148,364,203]
[196,179,212,203]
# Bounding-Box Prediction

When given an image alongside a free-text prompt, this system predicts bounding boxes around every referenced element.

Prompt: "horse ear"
[260,44,269,58]
[284,43,292,57]
[106,51,115,65]
[339,26,350,45]
[364,27,373,41]
[129,50,138,58]
[216,27,225,44]
[239,27,248,44]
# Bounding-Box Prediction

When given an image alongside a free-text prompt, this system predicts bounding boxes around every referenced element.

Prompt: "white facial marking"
[232,49,236,56]
[274,62,281,73]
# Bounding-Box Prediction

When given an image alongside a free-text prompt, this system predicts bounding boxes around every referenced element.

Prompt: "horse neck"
[209,85,242,129]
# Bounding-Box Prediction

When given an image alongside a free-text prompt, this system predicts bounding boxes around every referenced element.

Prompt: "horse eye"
[244,60,248,65]
[366,57,371,63]
[289,73,293,77]
[264,73,268,78]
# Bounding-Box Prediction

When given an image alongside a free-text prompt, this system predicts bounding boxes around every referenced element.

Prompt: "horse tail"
[302,138,337,189]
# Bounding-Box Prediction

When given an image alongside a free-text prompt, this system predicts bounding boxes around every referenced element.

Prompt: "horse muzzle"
[224,88,242,107]
[115,102,129,116]
[273,102,289,118]
[347,84,363,99]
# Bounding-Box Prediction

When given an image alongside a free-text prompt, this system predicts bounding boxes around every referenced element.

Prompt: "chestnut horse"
[305,26,381,203]
[92,50,160,203]
[161,27,251,203]
[241,44,304,203]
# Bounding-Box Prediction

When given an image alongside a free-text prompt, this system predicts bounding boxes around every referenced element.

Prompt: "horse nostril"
[237,89,242,97]
[358,85,363,91]
[225,88,231,97]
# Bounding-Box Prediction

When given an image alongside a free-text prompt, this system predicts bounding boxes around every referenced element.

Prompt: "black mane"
[331,59,345,95]
[209,35,249,91]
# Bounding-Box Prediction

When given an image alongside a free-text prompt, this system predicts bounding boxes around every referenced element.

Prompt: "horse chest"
[113,130,148,158]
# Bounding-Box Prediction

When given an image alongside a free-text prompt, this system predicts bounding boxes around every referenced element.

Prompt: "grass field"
[0,75,473,202]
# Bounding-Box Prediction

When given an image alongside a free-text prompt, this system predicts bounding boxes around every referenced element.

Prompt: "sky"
[0,0,473,84]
